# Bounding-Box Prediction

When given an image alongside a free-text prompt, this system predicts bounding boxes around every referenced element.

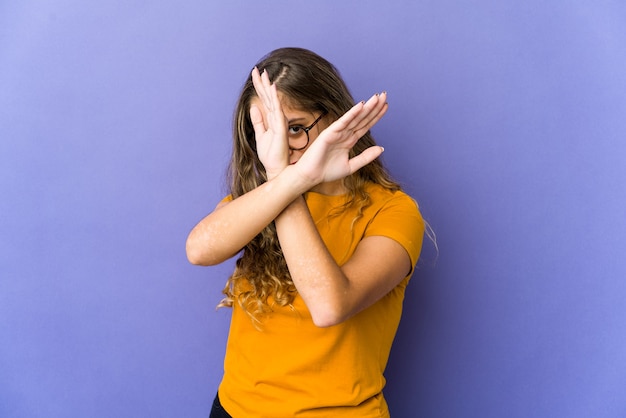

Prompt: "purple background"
[2,1,626,417]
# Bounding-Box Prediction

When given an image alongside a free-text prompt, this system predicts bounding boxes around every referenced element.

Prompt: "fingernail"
[380,146,385,152]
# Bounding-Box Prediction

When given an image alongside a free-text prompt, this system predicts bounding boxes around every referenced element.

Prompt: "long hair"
[220,47,400,324]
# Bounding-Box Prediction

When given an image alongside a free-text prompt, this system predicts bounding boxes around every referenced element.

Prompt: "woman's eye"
[288,126,303,135]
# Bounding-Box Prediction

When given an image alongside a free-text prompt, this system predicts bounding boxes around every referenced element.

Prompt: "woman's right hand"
[249,67,290,180]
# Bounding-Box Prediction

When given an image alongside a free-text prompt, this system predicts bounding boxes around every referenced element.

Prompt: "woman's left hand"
[293,92,388,186]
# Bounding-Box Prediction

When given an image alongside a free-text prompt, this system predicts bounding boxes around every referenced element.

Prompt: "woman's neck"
[309,179,347,196]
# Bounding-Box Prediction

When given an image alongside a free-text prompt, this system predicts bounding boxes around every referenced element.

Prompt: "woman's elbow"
[186,239,237,266]
[309,305,349,328]
[312,316,339,328]
[186,248,206,266]
[185,240,214,266]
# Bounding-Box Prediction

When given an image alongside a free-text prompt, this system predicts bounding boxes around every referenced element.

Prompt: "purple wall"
[2,2,625,417]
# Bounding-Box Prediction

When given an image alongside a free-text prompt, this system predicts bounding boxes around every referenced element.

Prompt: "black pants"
[209,392,232,418]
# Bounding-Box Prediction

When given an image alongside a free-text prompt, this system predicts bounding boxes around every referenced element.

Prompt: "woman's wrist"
[265,165,287,182]
[270,164,317,196]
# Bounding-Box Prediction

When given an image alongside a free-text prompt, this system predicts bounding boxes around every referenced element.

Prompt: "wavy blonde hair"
[219,48,400,324]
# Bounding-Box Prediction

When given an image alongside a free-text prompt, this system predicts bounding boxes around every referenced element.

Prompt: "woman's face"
[249,95,327,165]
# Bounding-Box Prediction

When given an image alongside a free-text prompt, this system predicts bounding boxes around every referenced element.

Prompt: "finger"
[327,101,384,145]
[323,92,388,143]
[261,70,276,110]
[336,93,385,133]
[344,94,388,141]
[251,67,266,103]
[268,82,281,113]
[348,146,385,173]
[355,92,388,130]
[365,91,388,117]
[331,100,368,132]
[261,68,272,88]
[251,68,272,109]
[355,100,388,136]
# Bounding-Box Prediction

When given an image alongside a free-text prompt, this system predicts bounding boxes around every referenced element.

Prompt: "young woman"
[187,47,425,418]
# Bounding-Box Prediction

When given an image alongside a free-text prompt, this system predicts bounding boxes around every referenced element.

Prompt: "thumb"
[250,104,266,137]
[348,146,384,173]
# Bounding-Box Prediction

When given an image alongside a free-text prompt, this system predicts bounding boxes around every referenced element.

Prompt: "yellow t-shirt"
[219,183,425,417]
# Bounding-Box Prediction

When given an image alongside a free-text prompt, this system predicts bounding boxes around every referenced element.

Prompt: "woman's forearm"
[274,197,350,327]
[275,194,413,328]
[186,166,313,266]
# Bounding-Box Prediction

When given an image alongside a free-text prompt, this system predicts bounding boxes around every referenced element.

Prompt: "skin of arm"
[185,165,310,266]
[186,68,384,266]
[186,171,411,328]
[275,196,412,327]
[186,67,412,327]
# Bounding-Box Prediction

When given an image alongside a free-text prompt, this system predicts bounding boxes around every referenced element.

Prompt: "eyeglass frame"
[288,110,328,151]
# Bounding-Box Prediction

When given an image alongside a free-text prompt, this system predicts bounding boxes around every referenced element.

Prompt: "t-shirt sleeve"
[364,192,425,277]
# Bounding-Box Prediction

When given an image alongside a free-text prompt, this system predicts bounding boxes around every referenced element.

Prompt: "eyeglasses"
[287,110,328,151]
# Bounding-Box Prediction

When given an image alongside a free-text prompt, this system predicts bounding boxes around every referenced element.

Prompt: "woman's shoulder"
[364,182,418,209]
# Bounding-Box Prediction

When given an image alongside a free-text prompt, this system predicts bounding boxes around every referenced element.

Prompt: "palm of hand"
[250,66,388,186]
[250,103,289,178]
[295,124,360,184]
[294,96,388,185]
